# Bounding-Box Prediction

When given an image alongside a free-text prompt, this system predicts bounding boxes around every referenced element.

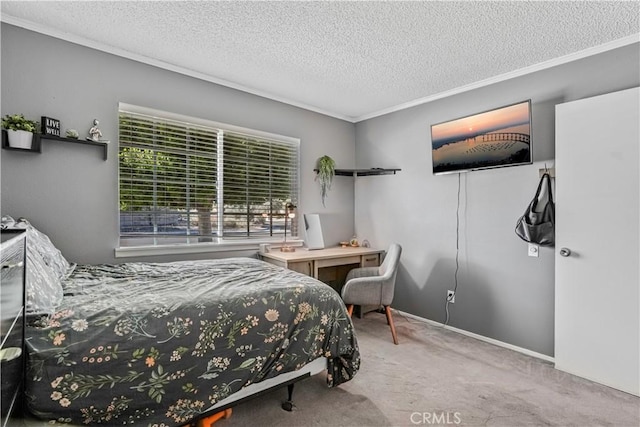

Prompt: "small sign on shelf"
[41,116,61,137]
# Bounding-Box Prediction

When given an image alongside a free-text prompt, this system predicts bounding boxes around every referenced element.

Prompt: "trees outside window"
[118,107,298,247]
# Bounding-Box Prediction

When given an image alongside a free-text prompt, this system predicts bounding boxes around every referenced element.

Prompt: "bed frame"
[192,357,327,426]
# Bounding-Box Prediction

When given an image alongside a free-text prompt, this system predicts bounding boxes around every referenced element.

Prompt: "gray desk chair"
[341,243,402,345]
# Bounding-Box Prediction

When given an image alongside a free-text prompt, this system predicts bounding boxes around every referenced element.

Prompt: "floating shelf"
[336,168,401,177]
[314,168,401,177]
[38,135,109,161]
[2,131,108,160]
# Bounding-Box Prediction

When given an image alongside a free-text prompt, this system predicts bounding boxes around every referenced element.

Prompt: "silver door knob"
[559,248,572,257]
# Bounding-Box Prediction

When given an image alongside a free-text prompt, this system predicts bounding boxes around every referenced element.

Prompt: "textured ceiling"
[2,1,639,121]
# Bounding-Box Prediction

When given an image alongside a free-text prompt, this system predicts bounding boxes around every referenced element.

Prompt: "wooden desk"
[259,246,383,290]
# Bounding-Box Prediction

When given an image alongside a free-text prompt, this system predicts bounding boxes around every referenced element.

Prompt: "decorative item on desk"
[281,202,297,252]
[315,155,335,207]
[41,116,61,137]
[2,114,38,149]
[339,241,350,248]
[349,236,359,247]
[65,129,79,139]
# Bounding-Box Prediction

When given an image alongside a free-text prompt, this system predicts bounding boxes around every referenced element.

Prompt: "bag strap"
[544,172,554,204]
[531,173,552,211]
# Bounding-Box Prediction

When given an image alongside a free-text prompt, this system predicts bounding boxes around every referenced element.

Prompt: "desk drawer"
[315,255,361,269]
[287,261,312,276]
[361,254,380,267]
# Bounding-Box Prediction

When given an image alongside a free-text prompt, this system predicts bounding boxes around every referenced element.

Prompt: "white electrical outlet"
[447,290,455,304]
[528,243,539,257]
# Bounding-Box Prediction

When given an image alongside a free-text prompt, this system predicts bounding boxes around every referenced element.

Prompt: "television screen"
[431,100,532,175]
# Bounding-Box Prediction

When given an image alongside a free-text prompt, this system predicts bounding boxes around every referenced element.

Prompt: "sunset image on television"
[431,100,531,174]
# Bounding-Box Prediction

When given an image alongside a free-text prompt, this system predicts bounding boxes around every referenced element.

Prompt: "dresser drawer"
[1,307,23,419]
[1,235,24,342]
[0,230,26,425]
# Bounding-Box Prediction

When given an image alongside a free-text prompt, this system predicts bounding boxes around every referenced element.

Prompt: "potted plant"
[316,155,336,206]
[2,114,38,149]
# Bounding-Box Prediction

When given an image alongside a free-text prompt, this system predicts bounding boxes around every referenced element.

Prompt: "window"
[118,104,299,248]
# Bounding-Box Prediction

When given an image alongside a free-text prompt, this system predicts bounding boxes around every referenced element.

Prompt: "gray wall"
[354,42,640,356]
[0,24,356,264]
[3,23,639,357]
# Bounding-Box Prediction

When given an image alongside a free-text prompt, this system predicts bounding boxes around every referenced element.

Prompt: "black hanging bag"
[515,173,555,246]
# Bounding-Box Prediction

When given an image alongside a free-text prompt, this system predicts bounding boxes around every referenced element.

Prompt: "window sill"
[115,238,304,258]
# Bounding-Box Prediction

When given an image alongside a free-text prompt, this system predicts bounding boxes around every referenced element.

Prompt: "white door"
[555,87,639,396]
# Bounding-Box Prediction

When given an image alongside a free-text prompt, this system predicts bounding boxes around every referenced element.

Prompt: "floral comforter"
[25,257,360,426]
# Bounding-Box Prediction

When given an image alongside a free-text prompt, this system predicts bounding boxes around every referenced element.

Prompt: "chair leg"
[384,306,399,345]
[346,304,354,317]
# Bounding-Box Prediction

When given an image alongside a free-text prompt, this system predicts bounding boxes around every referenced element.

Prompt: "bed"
[3,218,360,426]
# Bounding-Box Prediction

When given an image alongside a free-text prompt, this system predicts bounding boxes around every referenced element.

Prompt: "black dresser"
[1,230,26,426]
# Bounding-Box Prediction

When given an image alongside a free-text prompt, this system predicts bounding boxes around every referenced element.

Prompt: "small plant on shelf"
[2,114,39,149]
[316,155,336,207]
[2,114,38,132]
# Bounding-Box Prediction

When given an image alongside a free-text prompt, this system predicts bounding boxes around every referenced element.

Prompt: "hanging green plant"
[316,155,336,207]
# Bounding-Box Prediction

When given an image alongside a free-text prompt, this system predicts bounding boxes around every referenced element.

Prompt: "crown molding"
[2,14,637,124]
[0,14,354,122]
[354,33,640,122]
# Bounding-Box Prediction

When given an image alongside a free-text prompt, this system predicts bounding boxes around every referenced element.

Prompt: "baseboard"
[397,310,555,363]
[554,364,640,397]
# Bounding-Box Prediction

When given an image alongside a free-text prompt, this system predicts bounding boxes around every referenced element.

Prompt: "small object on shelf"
[87,118,107,142]
[41,116,61,137]
[66,129,79,139]
[350,236,359,247]
[339,241,350,248]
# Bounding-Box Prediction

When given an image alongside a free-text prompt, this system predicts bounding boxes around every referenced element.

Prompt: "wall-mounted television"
[431,100,532,175]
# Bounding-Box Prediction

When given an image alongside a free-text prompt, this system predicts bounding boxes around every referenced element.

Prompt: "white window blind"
[118,105,299,247]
